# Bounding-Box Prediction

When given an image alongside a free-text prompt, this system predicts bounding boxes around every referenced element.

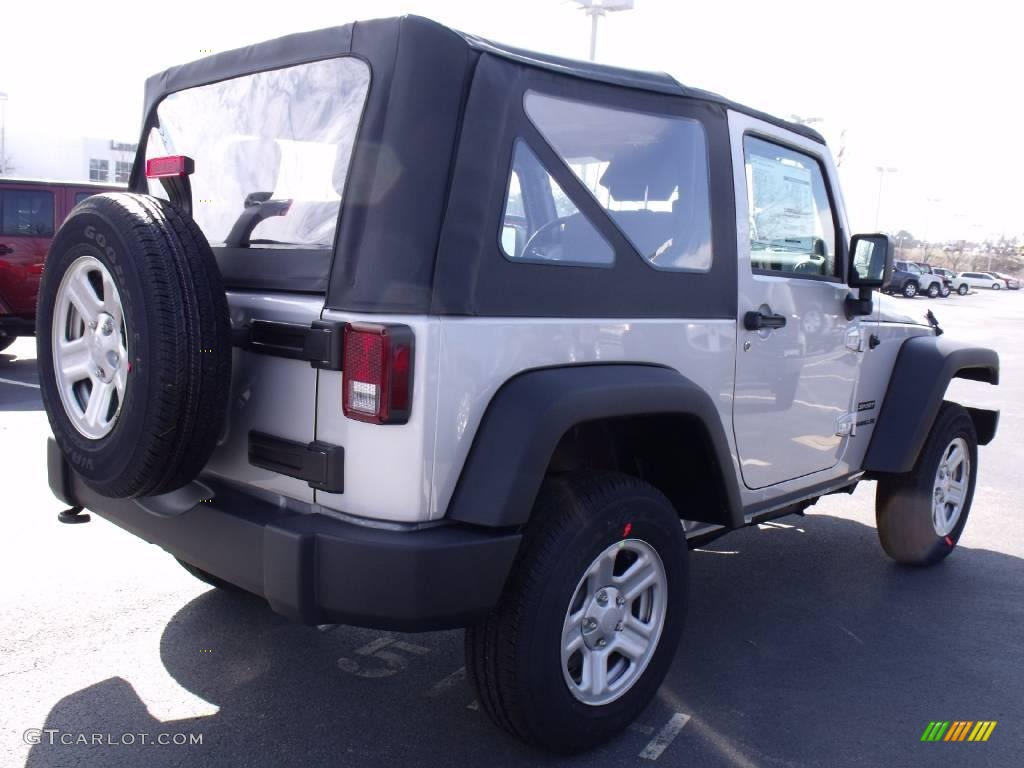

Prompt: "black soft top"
[133,15,824,318]
[141,15,824,145]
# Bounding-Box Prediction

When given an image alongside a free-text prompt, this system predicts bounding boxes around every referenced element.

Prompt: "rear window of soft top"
[144,57,370,251]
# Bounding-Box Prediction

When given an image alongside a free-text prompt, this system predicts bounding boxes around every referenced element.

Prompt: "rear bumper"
[48,439,521,631]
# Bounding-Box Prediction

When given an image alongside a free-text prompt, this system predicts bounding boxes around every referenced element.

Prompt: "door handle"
[0,244,14,256]
[744,309,787,331]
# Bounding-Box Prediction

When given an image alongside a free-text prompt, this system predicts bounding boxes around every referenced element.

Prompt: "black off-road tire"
[36,193,231,498]
[465,473,688,753]
[902,281,918,298]
[876,402,978,566]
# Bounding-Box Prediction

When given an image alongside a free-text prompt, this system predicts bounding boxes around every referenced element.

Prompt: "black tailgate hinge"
[248,431,344,493]
[232,319,344,370]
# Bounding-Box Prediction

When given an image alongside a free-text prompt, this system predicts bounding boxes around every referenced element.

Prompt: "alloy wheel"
[51,255,128,439]
[560,539,667,706]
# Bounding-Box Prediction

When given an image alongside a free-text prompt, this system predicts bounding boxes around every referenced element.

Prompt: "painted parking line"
[0,376,39,389]
[628,723,655,736]
[639,713,690,761]
[428,666,466,697]
[337,636,432,679]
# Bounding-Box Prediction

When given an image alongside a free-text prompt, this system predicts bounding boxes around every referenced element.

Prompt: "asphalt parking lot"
[1,290,1021,768]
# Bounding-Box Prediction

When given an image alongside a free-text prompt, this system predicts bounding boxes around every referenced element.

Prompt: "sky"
[0,0,1019,242]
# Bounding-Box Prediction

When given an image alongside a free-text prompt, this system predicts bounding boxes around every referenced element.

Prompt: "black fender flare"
[863,335,999,474]
[445,364,743,528]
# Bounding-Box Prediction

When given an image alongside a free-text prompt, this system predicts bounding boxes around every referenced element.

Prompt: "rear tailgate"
[138,56,371,502]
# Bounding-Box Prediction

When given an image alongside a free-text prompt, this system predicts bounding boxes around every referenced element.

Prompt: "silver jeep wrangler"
[37,16,999,753]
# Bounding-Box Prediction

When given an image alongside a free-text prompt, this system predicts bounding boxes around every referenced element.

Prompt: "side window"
[0,190,55,236]
[524,92,712,272]
[743,136,837,278]
[499,141,613,267]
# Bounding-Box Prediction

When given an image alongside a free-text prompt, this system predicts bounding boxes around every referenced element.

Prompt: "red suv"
[0,178,122,351]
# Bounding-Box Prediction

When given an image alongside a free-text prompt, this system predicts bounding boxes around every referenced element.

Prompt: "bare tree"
[945,243,969,272]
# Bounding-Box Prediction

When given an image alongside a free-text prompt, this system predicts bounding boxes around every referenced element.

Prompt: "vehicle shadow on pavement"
[24,513,1023,768]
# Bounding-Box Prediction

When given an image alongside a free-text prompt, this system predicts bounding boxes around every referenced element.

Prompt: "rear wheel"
[926,282,940,298]
[466,473,688,753]
[876,403,977,566]
[902,281,918,298]
[940,284,951,298]
[957,283,969,295]
[991,283,1001,290]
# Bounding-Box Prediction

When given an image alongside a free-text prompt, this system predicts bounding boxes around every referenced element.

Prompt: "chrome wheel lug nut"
[583,618,598,633]
[615,621,624,632]
[597,638,607,648]
[615,595,625,607]
[596,590,608,605]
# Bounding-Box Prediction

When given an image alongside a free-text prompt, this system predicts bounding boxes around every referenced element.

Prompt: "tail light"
[342,323,414,424]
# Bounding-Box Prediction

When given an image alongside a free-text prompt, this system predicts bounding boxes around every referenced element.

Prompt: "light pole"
[874,166,897,231]
[0,92,7,176]
[923,196,940,262]
[571,0,635,61]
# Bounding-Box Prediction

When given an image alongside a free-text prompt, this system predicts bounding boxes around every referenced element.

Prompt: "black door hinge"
[232,319,344,370]
[248,431,344,493]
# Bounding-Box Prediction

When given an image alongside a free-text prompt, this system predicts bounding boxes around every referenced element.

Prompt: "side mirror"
[848,233,893,288]
[845,233,893,319]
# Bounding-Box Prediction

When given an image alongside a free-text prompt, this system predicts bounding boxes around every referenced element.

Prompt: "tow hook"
[57,506,91,524]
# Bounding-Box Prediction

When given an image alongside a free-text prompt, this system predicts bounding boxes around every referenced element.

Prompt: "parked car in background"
[984,272,1019,290]
[916,263,952,297]
[930,267,963,294]
[958,271,1007,291]
[883,260,944,298]
[0,178,123,351]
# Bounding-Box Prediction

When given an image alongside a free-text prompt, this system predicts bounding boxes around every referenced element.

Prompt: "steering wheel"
[521,217,572,261]
[793,256,825,275]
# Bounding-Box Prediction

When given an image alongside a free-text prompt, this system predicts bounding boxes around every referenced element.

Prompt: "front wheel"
[957,284,969,295]
[926,282,940,298]
[940,284,951,298]
[466,473,688,753]
[902,281,918,298]
[991,283,1001,290]
[876,402,978,566]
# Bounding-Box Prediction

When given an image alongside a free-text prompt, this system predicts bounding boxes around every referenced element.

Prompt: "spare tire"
[36,193,231,498]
